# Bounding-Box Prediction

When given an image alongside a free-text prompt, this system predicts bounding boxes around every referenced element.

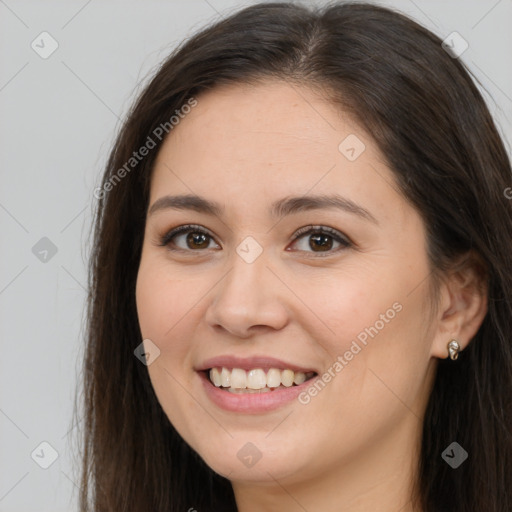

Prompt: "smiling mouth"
[204,367,317,393]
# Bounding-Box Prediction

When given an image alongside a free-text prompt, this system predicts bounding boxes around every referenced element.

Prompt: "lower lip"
[198,371,317,413]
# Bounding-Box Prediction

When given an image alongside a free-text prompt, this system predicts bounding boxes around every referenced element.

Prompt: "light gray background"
[0,1,510,510]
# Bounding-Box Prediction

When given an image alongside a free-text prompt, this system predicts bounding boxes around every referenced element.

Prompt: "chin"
[193,440,312,484]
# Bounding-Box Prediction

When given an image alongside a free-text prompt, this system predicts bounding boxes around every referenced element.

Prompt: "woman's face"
[136,80,440,487]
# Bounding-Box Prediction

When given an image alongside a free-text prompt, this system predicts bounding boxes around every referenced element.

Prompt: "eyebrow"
[148,193,378,224]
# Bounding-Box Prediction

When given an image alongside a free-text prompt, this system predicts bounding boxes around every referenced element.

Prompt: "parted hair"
[76,2,512,511]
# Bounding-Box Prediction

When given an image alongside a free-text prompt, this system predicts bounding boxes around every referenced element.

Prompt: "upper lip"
[196,355,318,374]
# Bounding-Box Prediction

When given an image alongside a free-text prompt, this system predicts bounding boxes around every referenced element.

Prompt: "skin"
[135,80,487,512]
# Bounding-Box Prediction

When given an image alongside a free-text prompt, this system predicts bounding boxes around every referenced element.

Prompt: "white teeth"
[247,369,267,389]
[266,368,281,388]
[220,367,231,387]
[208,367,313,390]
[281,369,294,387]
[210,367,222,387]
[230,368,247,389]
[293,372,306,385]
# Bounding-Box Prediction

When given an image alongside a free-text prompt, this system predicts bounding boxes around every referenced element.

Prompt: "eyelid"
[158,223,352,254]
[287,225,352,256]
[290,225,351,245]
[158,224,219,249]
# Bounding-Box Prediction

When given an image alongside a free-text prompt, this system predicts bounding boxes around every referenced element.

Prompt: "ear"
[430,251,488,359]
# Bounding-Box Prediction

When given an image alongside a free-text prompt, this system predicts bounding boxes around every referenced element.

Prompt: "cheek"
[135,259,203,435]
[304,266,404,350]
[136,257,190,340]
[301,261,432,407]
[327,288,432,431]
[135,260,194,393]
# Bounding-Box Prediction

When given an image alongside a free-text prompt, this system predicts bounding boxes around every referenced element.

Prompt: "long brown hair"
[75,2,512,510]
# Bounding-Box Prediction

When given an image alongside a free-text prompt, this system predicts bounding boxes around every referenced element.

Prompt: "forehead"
[149,80,399,219]
[164,80,356,157]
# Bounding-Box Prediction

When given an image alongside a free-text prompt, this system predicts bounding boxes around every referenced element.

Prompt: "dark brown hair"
[75,2,512,511]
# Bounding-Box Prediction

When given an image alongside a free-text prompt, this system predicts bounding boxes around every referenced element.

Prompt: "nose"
[204,248,289,338]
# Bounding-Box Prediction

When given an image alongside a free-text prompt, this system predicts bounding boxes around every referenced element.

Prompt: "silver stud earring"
[447,339,461,360]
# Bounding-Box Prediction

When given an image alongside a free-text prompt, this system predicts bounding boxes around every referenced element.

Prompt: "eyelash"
[158,224,352,257]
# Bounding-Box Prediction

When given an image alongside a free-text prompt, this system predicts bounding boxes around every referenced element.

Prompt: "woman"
[78,2,512,511]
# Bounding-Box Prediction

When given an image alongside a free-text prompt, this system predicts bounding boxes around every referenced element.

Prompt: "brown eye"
[160,225,220,251]
[289,226,351,255]
[185,231,210,249]
[308,233,334,251]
